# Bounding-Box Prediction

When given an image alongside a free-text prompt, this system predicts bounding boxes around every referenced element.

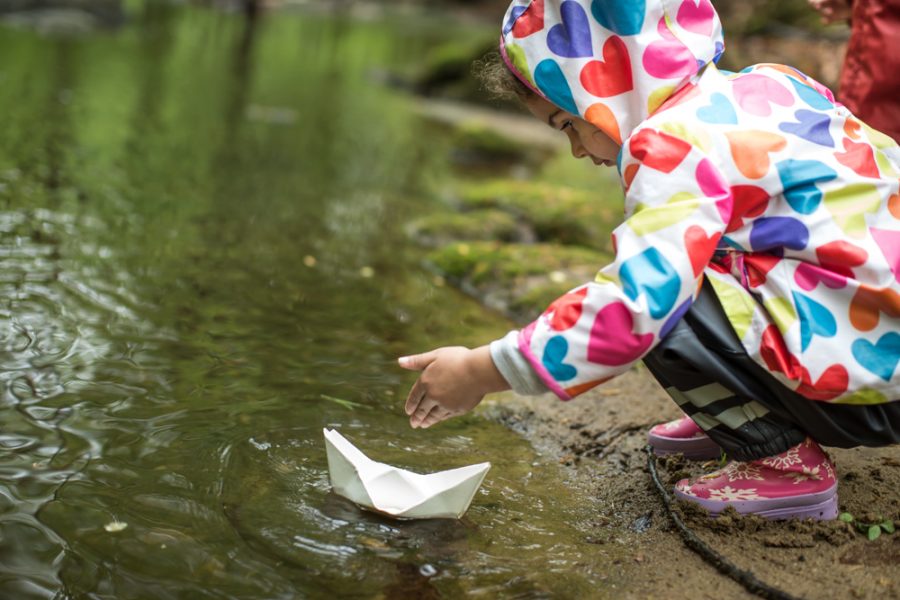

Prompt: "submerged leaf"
[867,525,881,541]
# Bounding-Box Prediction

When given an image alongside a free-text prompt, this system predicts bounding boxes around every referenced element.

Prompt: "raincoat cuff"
[489,330,549,396]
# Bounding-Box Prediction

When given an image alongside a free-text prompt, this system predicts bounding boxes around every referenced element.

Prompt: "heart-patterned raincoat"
[499,0,900,404]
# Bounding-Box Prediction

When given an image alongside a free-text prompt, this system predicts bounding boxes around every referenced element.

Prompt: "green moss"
[457,179,620,251]
[450,122,531,162]
[427,241,608,285]
[413,35,499,103]
[407,209,521,246]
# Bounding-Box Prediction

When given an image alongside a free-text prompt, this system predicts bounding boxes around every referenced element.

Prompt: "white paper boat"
[323,428,490,519]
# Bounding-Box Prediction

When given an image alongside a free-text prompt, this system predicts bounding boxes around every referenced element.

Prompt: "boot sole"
[673,483,838,521]
[648,431,722,461]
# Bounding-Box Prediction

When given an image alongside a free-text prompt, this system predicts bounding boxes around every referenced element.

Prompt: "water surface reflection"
[0,6,620,598]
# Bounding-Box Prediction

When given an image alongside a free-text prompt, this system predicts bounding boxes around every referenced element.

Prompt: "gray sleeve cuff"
[489,330,549,396]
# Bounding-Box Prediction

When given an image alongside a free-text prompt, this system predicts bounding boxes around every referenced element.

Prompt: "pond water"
[0,6,622,598]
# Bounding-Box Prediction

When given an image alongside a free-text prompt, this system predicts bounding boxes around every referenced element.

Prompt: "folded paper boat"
[323,428,490,519]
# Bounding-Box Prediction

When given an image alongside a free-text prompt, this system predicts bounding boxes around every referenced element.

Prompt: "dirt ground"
[481,366,900,600]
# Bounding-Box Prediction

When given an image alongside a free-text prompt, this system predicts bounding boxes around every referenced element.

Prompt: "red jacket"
[840,0,900,142]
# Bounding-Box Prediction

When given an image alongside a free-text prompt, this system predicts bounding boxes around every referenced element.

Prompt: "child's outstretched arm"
[399,345,510,429]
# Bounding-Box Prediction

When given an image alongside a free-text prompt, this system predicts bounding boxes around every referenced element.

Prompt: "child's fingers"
[409,397,438,428]
[405,380,426,416]
[419,408,451,429]
[398,351,438,371]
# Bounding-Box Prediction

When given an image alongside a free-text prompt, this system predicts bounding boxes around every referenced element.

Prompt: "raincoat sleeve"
[517,128,733,400]
[490,330,549,395]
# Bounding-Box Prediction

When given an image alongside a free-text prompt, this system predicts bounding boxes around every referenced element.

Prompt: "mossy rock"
[449,122,532,163]
[413,36,498,103]
[426,241,610,323]
[427,241,608,286]
[457,179,620,252]
[407,209,522,247]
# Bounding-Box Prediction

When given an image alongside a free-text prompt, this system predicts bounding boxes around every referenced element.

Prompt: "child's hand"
[399,345,510,429]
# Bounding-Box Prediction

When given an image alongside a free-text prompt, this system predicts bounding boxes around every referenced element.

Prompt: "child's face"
[524,95,620,167]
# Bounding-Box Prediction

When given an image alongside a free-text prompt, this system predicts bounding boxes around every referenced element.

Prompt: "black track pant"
[642,279,900,462]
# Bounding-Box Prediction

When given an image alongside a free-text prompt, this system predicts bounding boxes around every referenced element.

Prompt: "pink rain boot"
[674,438,838,520]
[647,414,721,460]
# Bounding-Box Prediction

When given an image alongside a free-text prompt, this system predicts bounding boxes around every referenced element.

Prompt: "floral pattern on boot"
[674,438,838,520]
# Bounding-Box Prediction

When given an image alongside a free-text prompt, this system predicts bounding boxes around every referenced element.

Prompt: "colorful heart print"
[852,332,900,382]
[823,183,882,238]
[628,127,691,173]
[843,118,862,140]
[676,0,715,35]
[794,262,847,291]
[778,109,834,147]
[749,216,809,252]
[760,310,847,399]
[587,301,654,366]
[659,297,693,339]
[793,291,837,351]
[726,185,769,232]
[835,138,880,178]
[511,0,545,37]
[542,335,578,381]
[505,5,528,34]
[546,286,588,330]
[534,59,579,115]
[776,159,837,215]
[759,324,802,379]
[628,192,699,235]
[619,247,681,318]
[725,130,787,179]
[787,78,833,110]
[816,240,868,278]
[795,362,849,401]
[731,74,793,117]
[580,36,633,98]
[890,193,900,219]
[696,92,738,124]
[565,376,613,397]
[585,102,622,144]
[744,253,780,287]
[548,0,593,58]
[871,228,900,284]
[849,285,900,331]
[590,0,644,35]
[695,158,732,222]
[642,17,698,80]
[684,225,721,276]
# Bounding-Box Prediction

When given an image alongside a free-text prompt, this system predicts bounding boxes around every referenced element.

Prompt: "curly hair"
[472,51,534,101]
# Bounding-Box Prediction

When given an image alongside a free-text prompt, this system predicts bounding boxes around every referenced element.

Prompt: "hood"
[500,0,724,144]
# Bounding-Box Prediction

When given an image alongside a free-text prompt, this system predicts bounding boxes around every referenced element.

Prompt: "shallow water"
[0,6,621,598]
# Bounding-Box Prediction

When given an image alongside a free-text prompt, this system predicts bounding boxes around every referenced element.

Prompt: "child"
[399,0,900,520]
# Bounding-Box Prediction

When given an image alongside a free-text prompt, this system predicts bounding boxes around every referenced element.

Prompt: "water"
[0,5,621,598]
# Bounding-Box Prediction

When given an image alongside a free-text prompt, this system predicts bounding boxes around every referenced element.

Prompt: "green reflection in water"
[0,6,622,598]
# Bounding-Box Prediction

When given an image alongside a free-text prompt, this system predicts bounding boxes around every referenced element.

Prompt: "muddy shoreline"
[478,368,900,599]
